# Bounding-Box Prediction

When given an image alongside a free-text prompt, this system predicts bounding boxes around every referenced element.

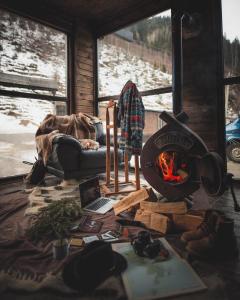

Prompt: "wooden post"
[113,103,119,192]
[134,154,140,190]
[105,107,111,185]
[124,151,129,183]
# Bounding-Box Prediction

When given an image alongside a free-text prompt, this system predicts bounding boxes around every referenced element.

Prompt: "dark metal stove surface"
[141,111,225,201]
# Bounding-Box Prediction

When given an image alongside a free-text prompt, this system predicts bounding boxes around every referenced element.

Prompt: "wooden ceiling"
[0,0,171,36]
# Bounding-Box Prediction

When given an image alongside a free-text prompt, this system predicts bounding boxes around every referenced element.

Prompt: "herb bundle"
[27,198,82,241]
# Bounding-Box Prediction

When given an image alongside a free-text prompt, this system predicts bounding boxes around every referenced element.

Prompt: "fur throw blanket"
[35,113,100,165]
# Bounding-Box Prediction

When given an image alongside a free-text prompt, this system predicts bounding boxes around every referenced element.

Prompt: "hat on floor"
[62,240,127,293]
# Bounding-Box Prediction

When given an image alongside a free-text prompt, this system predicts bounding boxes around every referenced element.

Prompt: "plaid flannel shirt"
[117,81,145,155]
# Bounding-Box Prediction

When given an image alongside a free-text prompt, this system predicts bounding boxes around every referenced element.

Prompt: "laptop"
[79,176,118,214]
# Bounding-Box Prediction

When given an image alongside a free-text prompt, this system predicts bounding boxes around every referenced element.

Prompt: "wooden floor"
[1,174,240,300]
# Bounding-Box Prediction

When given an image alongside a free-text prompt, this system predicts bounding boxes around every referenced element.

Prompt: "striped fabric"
[117,81,145,155]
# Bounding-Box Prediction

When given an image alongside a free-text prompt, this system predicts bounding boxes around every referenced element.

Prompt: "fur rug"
[24,179,83,216]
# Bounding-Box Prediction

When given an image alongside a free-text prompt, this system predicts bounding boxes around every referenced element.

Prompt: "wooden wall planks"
[73,22,95,115]
[177,0,224,155]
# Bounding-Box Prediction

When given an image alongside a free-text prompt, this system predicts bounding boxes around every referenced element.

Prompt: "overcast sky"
[222,0,240,41]
[156,1,239,42]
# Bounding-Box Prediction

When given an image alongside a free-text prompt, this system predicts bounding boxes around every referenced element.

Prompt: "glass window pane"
[222,0,240,77]
[0,96,67,177]
[98,101,109,123]
[0,8,67,97]
[142,94,172,142]
[98,10,172,97]
[225,84,240,179]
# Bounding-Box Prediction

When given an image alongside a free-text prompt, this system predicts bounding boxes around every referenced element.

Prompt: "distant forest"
[223,36,240,77]
[129,15,240,116]
[128,16,171,55]
[129,15,240,77]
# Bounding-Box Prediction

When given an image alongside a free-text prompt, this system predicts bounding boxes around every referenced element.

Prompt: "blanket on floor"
[0,182,125,297]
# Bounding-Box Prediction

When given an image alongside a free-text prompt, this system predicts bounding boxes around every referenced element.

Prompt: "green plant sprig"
[26,198,82,242]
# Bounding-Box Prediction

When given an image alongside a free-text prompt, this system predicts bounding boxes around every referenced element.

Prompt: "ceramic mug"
[53,239,69,260]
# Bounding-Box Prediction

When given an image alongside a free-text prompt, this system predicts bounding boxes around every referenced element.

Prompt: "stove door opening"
[156,150,190,184]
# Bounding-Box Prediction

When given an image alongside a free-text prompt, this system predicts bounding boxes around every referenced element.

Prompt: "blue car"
[226,117,240,163]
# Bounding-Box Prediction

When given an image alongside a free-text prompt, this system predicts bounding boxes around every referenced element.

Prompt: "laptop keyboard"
[86,197,111,211]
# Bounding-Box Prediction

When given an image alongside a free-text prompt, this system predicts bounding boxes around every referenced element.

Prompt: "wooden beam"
[0,72,58,92]
[93,38,99,116]
[67,32,74,115]
[98,86,172,102]
[223,76,240,86]
[171,9,183,115]
[95,0,171,38]
[0,0,74,34]
[0,89,67,102]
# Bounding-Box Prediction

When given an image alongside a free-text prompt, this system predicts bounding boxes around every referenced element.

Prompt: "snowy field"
[0,98,55,177]
[98,42,173,111]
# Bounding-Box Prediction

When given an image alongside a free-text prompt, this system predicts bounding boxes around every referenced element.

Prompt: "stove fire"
[158,151,188,183]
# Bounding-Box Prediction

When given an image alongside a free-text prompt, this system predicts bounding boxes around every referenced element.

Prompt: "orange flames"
[158,152,182,183]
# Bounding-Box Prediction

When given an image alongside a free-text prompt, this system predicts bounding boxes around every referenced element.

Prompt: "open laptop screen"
[79,177,101,207]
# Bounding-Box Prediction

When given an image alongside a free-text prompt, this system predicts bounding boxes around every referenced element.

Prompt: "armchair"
[46,121,124,180]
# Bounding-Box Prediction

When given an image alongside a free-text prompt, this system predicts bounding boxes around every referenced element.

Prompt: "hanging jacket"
[117,80,145,155]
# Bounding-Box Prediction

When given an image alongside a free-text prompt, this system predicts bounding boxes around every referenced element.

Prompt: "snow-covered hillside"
[0,9,66,134]
[0,9,66,94]
[98,42,173,111]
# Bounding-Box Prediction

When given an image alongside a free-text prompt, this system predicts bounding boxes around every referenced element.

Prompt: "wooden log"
[113,188,149,215]
[134,209,151,227]
[140,201,187,214]
[149,213,171,234]
[134,209,171,234]
[177,169,188,179]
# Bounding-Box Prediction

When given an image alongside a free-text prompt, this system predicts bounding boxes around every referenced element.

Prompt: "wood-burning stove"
[141,111,225,202]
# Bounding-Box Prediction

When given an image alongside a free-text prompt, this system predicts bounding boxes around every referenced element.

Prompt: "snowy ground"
[0,98,55,177]
[0,97,56,177]
[98,42,173,111]
[0,133,36,177]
